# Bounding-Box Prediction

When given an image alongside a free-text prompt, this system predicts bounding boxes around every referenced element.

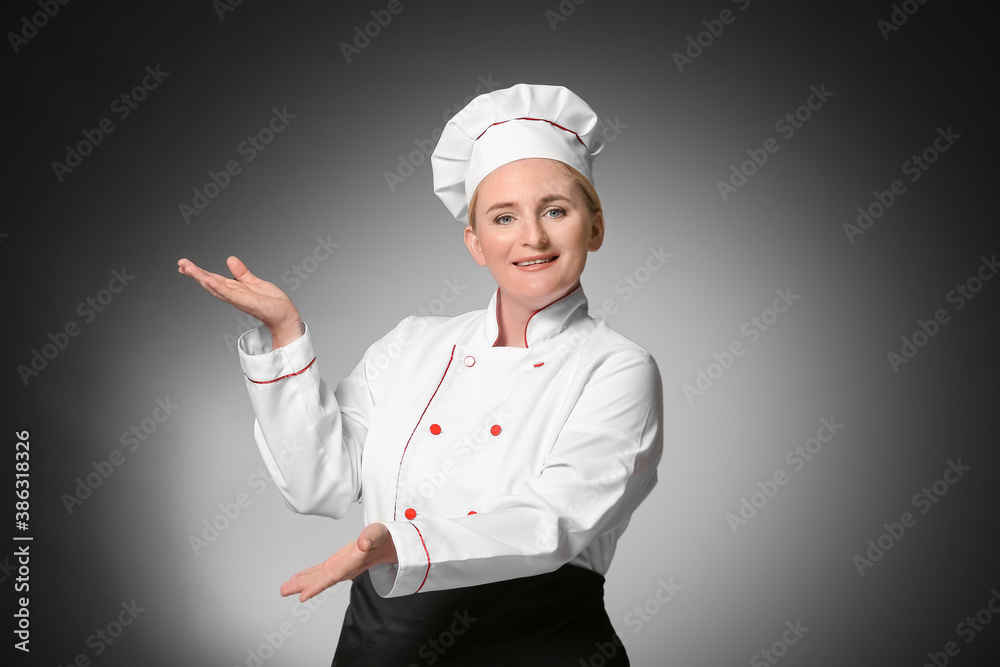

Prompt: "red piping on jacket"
[412,524,431,593]
[393,345,456,521]
[491,289,502,347]
[245,357,316,384]
[492,285,582,348]
[521,284,581,348]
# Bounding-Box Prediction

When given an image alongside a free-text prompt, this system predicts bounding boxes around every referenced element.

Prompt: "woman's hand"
[177,256,303,348]
[280,523,398,602]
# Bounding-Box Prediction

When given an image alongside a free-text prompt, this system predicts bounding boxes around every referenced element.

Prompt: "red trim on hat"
[477,117,589,149]
[245,357,316,384]
[393,346,456,520]
[412,524,431,593]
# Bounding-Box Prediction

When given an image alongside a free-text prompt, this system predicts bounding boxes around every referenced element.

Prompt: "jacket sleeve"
[369,347,663,597]
[237,317,410,518]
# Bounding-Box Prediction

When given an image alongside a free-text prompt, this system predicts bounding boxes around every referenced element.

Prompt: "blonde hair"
[468,160,602,229]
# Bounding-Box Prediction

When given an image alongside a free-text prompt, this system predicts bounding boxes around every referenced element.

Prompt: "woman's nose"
[521,219,548,246]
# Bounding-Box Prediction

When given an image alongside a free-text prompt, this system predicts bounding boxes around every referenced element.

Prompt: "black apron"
[332,564,629,666]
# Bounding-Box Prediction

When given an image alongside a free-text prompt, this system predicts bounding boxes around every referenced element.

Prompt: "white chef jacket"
[237,284,663,599]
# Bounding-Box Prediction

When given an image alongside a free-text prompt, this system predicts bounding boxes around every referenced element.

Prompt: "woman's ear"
[588,211,605,252]
[464,224,488,267]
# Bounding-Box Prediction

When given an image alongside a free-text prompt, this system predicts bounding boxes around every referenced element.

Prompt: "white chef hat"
[431,83,606,224]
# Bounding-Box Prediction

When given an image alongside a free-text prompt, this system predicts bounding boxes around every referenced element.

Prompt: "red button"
[490,424,502,436]
[404,508,416,520]
[430,424,442,435]
[464,355,476,367]
[468,511,477,515]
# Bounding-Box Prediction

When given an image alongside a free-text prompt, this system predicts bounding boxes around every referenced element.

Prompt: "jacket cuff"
[237,322,315,382]
[369,520,431,598]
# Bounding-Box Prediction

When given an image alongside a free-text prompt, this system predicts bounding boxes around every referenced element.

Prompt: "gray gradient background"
[4,0,999,665]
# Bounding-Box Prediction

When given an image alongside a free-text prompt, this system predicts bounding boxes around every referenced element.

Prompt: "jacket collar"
[483,284,589,348]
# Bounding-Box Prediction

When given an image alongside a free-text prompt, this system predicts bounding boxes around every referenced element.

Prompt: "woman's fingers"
[281,549,354,601]
[178,259,241,303]
[358,523,396,564]
[226,255,260,285]
[280,563,329,599]
[279,525,396,602]
[179,256,294,322]
[178,258,225,289]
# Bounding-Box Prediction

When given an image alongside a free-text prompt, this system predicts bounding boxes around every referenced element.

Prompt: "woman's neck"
[494,290,533,348]
[493,284,579,348]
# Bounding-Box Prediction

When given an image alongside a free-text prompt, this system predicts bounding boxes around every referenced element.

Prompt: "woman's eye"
[544,208,565,218]
[494,214,514,225]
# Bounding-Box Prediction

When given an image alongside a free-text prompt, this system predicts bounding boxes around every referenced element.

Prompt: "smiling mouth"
[514,256,558,267]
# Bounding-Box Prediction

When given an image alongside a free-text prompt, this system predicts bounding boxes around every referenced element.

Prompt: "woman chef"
[178,84,663,666]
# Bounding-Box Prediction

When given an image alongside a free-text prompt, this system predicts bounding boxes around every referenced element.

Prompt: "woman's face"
[464,158,604,312]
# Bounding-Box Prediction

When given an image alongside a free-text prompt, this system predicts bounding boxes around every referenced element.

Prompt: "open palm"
[280,523,398,602]
[177,255,302,347]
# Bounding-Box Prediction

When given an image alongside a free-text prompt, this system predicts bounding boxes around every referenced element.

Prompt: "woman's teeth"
[515,257,555,266]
